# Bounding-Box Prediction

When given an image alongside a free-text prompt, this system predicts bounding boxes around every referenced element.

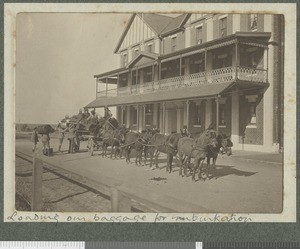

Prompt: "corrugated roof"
[138,13,173,34]
[85,82,234,108]
[160,14,190,35]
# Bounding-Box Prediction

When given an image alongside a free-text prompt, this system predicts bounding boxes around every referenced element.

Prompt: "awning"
[85,82,234,108]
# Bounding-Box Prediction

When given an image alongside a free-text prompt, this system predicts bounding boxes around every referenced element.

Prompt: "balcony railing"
[96,66,267,98]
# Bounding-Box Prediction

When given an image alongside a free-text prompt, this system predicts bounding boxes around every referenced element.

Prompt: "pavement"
[230,150,282,164]
[15,136,283,213]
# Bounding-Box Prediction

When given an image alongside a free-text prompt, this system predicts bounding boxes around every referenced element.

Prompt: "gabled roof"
[138,13,173,34]
[160,14,191,36]
[126,51,159,68]
[114,13,191,54]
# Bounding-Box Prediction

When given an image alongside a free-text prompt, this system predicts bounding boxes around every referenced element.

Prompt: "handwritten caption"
[7,211,252,223]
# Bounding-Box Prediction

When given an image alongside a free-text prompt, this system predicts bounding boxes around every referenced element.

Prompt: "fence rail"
[16,151,208,213]
[96,66,267,99]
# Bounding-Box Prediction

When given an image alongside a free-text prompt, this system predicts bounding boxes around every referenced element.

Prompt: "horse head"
[196,130,218,149]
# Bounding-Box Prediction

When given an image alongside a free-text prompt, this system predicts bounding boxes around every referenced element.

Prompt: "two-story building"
[86,13,284,153]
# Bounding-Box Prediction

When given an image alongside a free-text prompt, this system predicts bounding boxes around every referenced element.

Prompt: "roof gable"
[114,13,191,54]
[114,14,157,53]
[126,51,159,68]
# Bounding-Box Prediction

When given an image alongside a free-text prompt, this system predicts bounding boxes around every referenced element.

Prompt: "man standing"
[104,106,112,120]
[31,127,39,152]
[56,122,67,153]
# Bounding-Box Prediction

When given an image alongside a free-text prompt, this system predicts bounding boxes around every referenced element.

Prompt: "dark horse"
[177,130,218,181]
[147,132,182,173]
[123,129,155,165]
[206,134,233,177]
[101,127,128,159]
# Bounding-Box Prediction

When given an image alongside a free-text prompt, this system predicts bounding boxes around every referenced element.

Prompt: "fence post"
[32,157,43,211]
[110,187,131,212]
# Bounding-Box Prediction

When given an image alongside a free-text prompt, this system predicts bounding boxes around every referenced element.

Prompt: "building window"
[219,104,227,126]
[249,103,257,124]
[133,47,140,58]
[245,95,258,127]
[122,53,127,67]
[132,70,139,86]
[171,36,177,52]
[194,104,202,126]
[219,17,227,37]
[147,43,153,53]
[132,106,137,125]
[196,26,203,44]
[250,14,258,31]
[145,104,153,126]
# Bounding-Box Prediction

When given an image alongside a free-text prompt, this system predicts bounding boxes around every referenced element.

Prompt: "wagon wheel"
[74,140,80,152]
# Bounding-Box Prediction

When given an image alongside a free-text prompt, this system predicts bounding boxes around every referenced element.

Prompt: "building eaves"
[114,14,136,54]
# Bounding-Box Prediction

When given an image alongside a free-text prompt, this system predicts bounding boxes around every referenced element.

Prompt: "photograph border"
[1,0,299,241]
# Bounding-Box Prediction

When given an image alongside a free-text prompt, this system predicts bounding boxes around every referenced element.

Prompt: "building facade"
[86,13,284,152]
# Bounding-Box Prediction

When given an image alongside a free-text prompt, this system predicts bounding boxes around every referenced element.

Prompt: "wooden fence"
[16,151,211,213]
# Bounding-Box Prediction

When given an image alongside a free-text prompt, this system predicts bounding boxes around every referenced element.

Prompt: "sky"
[16,13,130,124]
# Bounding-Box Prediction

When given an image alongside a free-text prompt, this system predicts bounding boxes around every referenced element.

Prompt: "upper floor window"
[196,26,203,44]
[171,36,177,52]
[250,14,258,31]
[122,53,128,67]
[219,17,227,37]
[133,47,140,58]
[147,43,153,53]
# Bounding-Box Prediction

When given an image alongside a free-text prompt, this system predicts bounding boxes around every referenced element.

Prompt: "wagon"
[86,136,103,156]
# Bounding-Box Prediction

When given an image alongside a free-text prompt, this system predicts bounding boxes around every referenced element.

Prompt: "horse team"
[88,120,233,182]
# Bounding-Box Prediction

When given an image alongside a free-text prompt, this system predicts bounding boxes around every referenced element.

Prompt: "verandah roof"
[85,82,234,108]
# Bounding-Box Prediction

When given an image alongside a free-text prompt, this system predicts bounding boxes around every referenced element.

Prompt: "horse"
[206,134,233,177]
[147,133,168,169]
[122,129,154,165]
[177,130,218,181]
[101,127,127,159]
[147,132,182,173]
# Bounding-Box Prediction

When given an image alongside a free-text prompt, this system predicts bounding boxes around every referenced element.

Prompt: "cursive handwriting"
[6,211,252,223]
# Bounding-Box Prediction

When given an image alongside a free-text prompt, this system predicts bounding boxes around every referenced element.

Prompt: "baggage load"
[35,125,55,135]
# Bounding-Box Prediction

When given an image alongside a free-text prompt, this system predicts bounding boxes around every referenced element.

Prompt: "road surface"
[15,135,283,213]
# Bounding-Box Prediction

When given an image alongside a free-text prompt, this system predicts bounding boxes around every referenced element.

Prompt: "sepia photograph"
[4,3,296,222]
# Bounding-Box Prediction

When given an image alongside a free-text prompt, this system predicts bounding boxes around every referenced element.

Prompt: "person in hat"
[87,109,100,122]
[56,122,67,153]
[67,123,78,153]
[41,133,50,155]
[104,106,112,120]
[181,125,189,137]
[31,127,39,152]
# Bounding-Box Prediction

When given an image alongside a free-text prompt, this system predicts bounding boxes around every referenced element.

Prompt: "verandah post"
[235,39,238,80]
[186,100,190,132]
[216,96,220,133]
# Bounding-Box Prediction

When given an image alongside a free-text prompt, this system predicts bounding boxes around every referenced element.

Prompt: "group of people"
[31,106,113,154]
[31,128,51,153]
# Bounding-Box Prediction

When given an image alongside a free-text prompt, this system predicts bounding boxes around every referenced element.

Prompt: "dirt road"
[15,136,283,213]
